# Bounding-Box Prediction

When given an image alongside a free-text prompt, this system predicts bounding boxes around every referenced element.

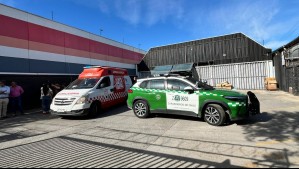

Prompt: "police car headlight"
[76,96,88,104]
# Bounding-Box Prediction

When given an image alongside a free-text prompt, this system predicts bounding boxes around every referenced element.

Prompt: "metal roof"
[149,32,270,50]
[273,36,299,53]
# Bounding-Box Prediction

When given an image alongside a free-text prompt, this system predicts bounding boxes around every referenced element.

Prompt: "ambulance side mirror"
[99,83,106,89]
[184,86,194,94]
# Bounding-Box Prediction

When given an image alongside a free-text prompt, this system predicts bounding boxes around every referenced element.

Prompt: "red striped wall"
[0,14,144,64]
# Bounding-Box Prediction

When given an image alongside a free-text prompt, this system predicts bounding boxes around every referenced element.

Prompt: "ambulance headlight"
[76,96,88,104]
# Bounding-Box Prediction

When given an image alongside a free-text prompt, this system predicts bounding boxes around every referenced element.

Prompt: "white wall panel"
[196,61,275,90]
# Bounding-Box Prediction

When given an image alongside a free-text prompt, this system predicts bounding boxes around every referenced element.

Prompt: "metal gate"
[196,61,275,90]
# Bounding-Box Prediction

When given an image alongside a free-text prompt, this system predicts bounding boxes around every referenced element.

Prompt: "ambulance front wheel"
[89,102,101,117]
[204,104,226,126]
[133,100,150,118]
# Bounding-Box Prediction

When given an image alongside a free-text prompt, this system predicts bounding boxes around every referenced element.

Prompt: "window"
[290,44,299,59]
[167,79,191,91]
[98,77,111,89]
[140,81,149,89]
[66,78,100,89]
[149,79,165,90]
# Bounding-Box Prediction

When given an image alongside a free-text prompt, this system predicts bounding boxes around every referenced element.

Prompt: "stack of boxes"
[265,77,278,91]
[216,81,233,90]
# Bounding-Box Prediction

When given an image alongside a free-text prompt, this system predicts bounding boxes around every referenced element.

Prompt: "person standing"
[51,83,62,97]
[10,82,24,116]
[0,80,10,119]
[41,84,53,114]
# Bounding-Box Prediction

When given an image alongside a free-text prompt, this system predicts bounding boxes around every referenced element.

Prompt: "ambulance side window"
[167,79,191,91]
[98,77,111,89]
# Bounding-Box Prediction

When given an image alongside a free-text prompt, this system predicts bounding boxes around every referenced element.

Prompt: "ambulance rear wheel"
[204,104,226,126]
[133,100,150,118]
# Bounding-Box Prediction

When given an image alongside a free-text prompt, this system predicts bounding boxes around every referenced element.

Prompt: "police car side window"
[140,81,148,89]
[167,79,191,91]
[149,80,165,90]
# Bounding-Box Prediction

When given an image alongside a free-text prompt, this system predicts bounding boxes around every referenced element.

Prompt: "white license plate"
[57,109,66,113]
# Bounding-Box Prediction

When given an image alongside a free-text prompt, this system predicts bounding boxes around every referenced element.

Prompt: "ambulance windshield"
[66,78,100,89]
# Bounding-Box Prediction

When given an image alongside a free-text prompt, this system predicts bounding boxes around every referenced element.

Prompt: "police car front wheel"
[133,100,150,118]
[204,104,226,126]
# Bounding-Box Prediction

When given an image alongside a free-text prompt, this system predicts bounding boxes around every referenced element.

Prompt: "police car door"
[166,79,199,117]
[146,79,167,113]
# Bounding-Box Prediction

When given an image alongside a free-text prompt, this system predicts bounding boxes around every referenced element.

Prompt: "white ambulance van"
[50,66,132,117]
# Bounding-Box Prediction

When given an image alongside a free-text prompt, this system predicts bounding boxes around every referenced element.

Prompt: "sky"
[0,0,299,51]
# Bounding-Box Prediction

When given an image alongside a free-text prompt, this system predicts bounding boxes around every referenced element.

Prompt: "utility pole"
[100,29,103,36]
[51,11,54,21]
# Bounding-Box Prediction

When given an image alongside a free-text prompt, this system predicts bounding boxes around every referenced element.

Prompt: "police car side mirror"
[184,86,194,94]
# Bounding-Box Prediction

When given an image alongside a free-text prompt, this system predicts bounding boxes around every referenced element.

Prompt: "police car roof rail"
[155,74,180,77]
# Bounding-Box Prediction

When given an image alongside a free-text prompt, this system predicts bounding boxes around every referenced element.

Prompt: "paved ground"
[0,90,298,168]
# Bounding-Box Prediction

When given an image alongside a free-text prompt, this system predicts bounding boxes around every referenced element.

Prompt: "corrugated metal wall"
[196,60,275,90]
[143,33,272,69]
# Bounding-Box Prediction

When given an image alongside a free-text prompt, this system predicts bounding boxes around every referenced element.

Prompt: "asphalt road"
[0,90,298,168]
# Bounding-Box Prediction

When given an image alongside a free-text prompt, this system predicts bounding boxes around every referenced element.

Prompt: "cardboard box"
[265,77,278,91]
[216,81,233,90]
[265,77,276,82]
[267,80,278,91]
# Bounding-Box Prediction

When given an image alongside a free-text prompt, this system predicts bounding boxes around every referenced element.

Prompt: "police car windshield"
[186,77,214,90]
[66,78,100,89]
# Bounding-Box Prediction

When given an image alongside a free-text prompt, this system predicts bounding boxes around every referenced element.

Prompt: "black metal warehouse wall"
[273,36,299,96]
[143,33,272,69]
[273,54,299,96]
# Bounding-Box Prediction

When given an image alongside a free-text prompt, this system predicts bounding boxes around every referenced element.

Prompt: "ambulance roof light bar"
[84,66,103,69]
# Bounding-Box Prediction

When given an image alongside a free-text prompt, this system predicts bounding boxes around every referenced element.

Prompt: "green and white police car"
[127,75,260,126]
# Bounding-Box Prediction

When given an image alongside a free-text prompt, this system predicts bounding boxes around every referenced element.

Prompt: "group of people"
[0,80,24,120]
[0,80,66,120]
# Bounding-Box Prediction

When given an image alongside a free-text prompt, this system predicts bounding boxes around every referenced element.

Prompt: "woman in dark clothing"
[41,84,53,114]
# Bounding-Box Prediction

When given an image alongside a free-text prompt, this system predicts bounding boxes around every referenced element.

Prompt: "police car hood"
[209,89,246,97]
[56,89,91,98]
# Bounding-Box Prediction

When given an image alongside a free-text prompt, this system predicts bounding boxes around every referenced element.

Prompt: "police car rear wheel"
[204,104,226,126]
[133,100,150,118]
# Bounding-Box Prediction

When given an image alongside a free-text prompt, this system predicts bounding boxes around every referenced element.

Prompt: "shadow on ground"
[60,103,130,120]
[0,136,241,168]
[0,113,57,143]
[237,111,299,142]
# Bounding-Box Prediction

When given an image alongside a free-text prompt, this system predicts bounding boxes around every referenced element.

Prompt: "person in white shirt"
[41,83,53,114]
[0,80,10,119]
